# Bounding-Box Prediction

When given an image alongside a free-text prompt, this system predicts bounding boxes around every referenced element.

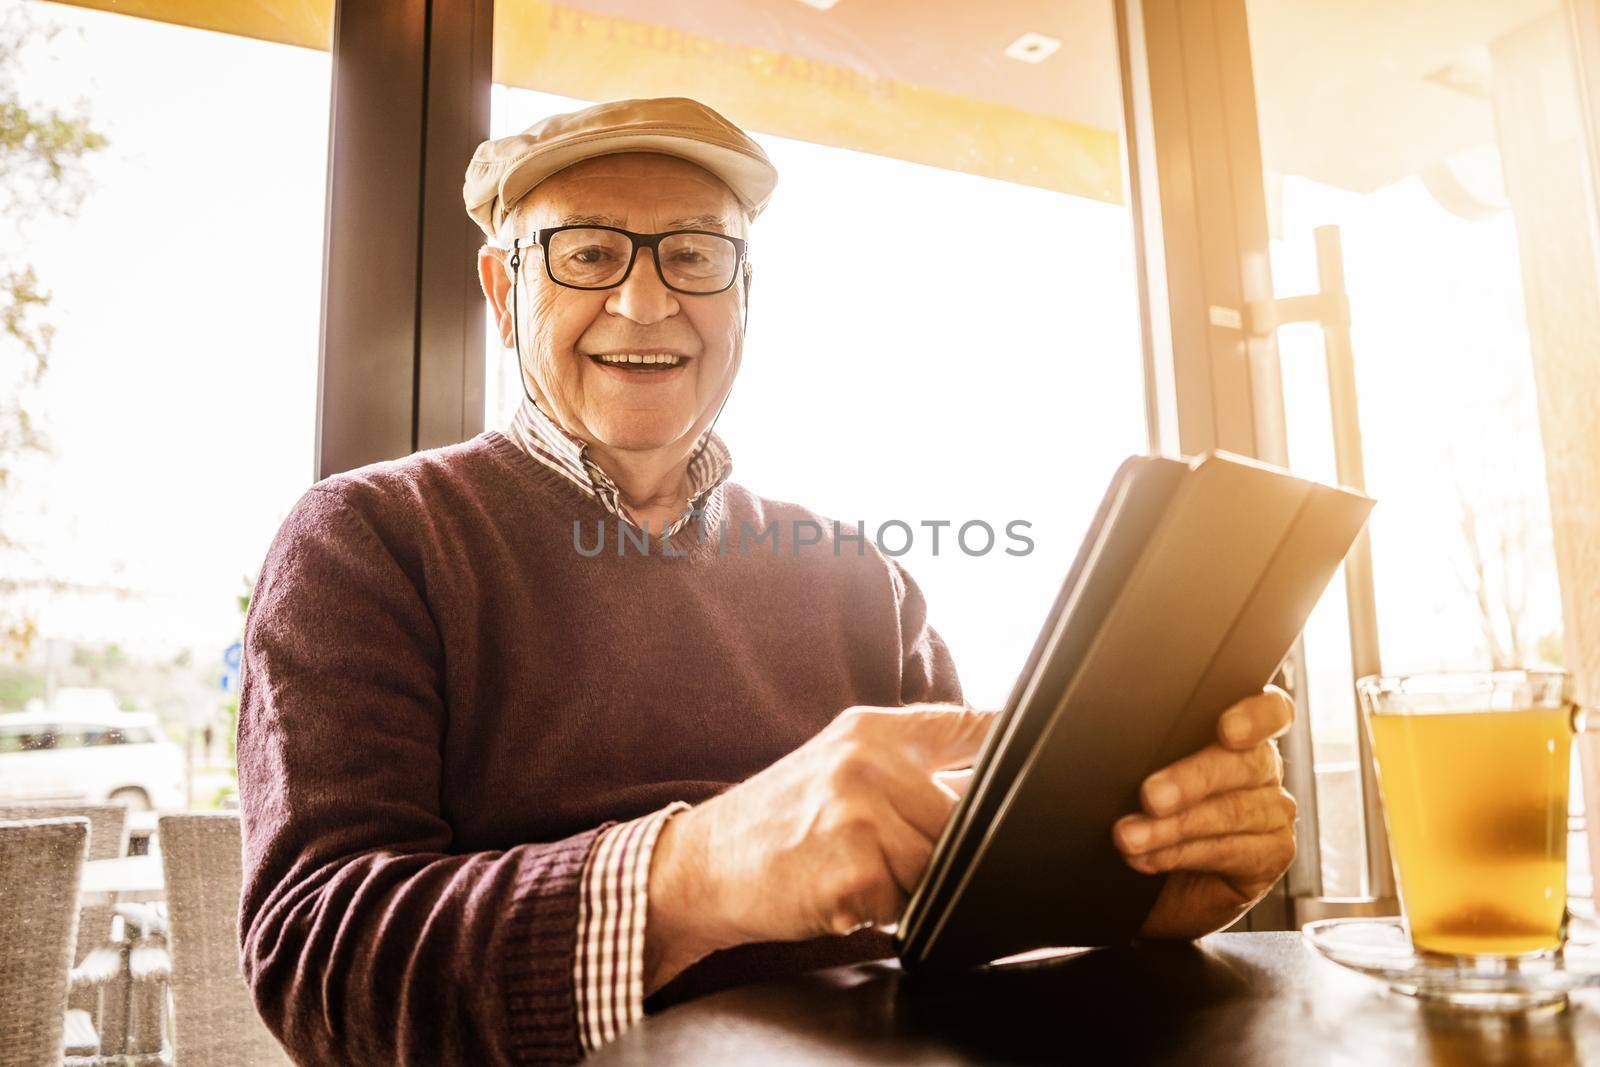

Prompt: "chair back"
[0,817,89,1067]
[0,801,127,859]
[158,813,288,1066]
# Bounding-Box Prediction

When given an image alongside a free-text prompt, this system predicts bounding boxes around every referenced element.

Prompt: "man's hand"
[644,703,993,991]
[1112,686,1299,940]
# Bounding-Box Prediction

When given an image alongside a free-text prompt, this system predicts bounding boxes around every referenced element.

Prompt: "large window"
[1246,0,1588,900]
[14,0,1586,921]
[0,2,330,810]
[485,1,1148,709]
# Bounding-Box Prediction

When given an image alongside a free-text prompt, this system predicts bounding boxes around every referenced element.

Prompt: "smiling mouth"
[588,352,688,372]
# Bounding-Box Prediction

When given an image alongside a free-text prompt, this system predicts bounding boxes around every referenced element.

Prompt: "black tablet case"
[896,451,1373,969]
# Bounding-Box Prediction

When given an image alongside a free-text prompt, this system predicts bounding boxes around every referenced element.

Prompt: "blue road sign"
[220,641,243,693]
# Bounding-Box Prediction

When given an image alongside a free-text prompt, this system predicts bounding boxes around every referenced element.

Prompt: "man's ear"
[477,245,514,348]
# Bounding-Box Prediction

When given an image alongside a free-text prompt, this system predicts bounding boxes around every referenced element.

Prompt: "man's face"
[482,152,749,457]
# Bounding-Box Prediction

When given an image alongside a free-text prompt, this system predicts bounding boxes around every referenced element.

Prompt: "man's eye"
[571,247,617,264]
[670,249,708,263]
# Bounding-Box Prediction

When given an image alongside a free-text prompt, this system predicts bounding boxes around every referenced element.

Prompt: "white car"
[0,691,187,811]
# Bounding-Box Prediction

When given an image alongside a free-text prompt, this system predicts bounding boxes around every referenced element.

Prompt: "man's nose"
[606,249,680,325]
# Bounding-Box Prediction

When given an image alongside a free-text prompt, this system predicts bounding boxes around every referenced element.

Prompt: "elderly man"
[237,97,1297,1066]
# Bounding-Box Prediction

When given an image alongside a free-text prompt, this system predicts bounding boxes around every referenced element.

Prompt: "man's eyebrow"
[550,212,732,232]
[666,214,731,232]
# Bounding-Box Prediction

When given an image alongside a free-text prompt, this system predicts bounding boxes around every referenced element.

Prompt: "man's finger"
[1216,686,1294,751]
[879,761,962,839]
[1122,830,1296,882]
[822,822,912,935]
[852,704,997,771]
[1113,786,1296,856]
[1139,740,1281,817]
[872,803,937,895]
[934,767,975,799]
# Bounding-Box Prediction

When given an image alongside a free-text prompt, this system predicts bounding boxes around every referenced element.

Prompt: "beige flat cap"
[463,96,779,239]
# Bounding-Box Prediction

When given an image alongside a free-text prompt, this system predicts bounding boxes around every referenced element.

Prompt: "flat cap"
[463,96,779,239]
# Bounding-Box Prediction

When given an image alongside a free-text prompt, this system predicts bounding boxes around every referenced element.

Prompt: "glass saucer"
[1303,915,1600,1011]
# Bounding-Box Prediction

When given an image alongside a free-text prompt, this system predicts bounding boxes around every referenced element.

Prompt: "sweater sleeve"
[236,486,602,1067]
[886,558,964,707]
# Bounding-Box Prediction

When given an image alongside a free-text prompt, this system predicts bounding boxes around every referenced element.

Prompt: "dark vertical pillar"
[1117,0,1278,462]
[317,0,492,481]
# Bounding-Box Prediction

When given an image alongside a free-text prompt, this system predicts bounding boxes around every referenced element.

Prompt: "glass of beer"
[1357,670,1582,963]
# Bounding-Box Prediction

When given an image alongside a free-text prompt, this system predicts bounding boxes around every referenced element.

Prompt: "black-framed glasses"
[499,225,748,295]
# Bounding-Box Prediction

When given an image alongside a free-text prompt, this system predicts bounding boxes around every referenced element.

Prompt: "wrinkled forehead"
[509,152,747,238]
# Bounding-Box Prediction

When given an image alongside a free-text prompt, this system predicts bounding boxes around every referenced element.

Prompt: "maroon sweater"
[236,430,963,1066]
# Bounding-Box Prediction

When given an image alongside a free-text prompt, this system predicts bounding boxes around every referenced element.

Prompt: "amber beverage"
[1359,671,1580,959]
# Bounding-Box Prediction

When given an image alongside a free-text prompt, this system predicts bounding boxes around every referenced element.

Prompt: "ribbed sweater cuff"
[502,825,612,1064]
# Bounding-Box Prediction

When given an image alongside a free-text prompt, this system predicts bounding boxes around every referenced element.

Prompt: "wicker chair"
[0,817,92,1067]
[158,813,289,1066]
[0,800,133,1047]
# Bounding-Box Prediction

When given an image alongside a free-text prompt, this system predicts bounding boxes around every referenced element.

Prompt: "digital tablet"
[895,451,1373,969]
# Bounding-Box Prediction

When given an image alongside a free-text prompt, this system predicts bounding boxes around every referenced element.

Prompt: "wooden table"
[589,932,1600,1066]
[80,854,164,906]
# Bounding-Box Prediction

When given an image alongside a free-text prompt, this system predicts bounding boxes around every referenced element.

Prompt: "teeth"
[596,352,682,366]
